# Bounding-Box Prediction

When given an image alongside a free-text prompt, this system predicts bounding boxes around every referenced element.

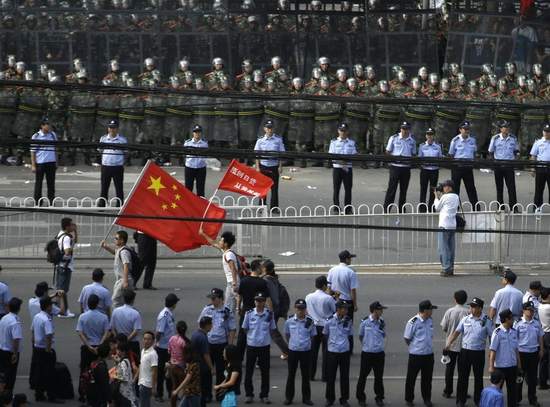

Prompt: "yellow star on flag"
[161,203,168,210]
[171,202,178,209]
[172,184,178,191]
[147,176,166,196]
[175,193,181,201]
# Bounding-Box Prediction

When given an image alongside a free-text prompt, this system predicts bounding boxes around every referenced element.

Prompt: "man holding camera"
[434,180,460,277]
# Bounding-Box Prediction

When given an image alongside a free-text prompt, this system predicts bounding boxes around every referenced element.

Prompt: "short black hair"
[542,287,550,300]
[117,341,129,354]
[87,294,99,310]
[116,230,128,244]
[35,281,49,297]
[122,289,136,304]
[115,333,128,343]
[499,309,513,323]
[262,259,275,275]
[8,297,22,313]
[61,217,72,230]
[221,231,236,248]
[143,331,155,340]
[250,259,263,273]
[454,290,467,305]
[176,320,188,337]
[97,342,111,359]
[199,316,213,329]
[92,268,104,282]
[490,370,505,385]
[315,276,328,289]
[40,296,52,311]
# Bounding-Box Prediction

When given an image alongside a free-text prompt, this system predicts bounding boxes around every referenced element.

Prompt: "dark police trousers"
[245,345,270,398]
[285,350,312,402]
[210,343,228,400]
[136,233,157,289]
[497,366,518,407]
[356,351,385,402]
[456,349,485,404]
[419,168,438,212]
[442,350,459,397]
[332,167,353,210]
[325,351,350,403]
[184,166,206,197]
[494,167,517,208]
[79,345,97,400]
[34,161,56,203]
[310,325,328,381]
[0,349,19,394]
[259,165,280,209]
[155,347,171,398]
[405,353,434,403]
[383,165,411,213]
[534,168,550,208]
[31,347,56,400]
[539,332,550,386]
[518,351,539,404]
[451,167,479,210]
[99,165,124,207]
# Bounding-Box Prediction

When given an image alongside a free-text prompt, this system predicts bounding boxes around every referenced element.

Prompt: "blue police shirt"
[386,133,416,167]
[488,134,519,160]
[305,289,336,327]
[198,304,236,345]
[0,313,23,352]
[404,314,433,355]
[359,315,386,353]
[0,282,10,315]
[530,138,550,162]
[284,314,316,351]
[479,386,504,407]
[455,313,493,351]
[184,138,208,168]
[514,318,543,353]
[490,284,524,323]
[254,134,285,167]
[323,313,353,353]
[30,130,57,164]
[328,137,357,169]
[490,326,518,368]
[78,282,112,315]
[28,297,60,321]
[327,263,359,301]
[156,307,176,349]
[110,304,142,343]
[99,134,127,166]
[242,308,276,347]
[32,310,54,349]
[449,134,477,159]
[76,309,110,346]
[418,141,443,170]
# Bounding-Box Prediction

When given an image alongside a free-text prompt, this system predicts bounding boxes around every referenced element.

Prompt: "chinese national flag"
[115,161,226,252]
[218,159,273,198]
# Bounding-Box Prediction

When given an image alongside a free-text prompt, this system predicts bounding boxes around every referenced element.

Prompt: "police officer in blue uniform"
[356,301,387,407]
[449,121,479,210]
[514,301,543,406]
[445,297,493,407]
[404,300,437,407]
[283,299,316,406]
[383,121,417,213]
[184,124,209,197]
[30,117,58,204]
[254,119,286,212]
[529,124,550,209]
[489,309,521,407]
[328,123,358,214]
[417,128,443,212]
[323,300,353,407]
[98,119,127,207]
[488,120,519,210]
[242,292,276,404]
[110,289,142,359]
[155,293,179,401]
[0,297,23,398]
[198,288,236,399]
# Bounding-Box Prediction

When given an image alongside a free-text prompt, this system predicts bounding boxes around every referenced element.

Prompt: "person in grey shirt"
[100,230,133,308]
[440,290,469,398]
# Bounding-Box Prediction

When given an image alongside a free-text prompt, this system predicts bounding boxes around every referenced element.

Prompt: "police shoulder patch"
[410,316,418,324]
[494,326,501,333]
[245,309,254,314]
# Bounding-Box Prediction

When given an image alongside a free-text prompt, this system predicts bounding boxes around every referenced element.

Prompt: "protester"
[171,345,202,407]
[168,321,189,407]
[138,331,158,407]
[191,316,214,407]
[261,260,289,359]
[100,230,134,308]
[86,342,112,407]
[213,344,241,407]
[113,341,137,407]
[55,217,77,318]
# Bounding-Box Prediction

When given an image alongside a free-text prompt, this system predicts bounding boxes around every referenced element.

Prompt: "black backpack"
[45,233,68,264]
[276,280,290,318]
[119,246,143,282]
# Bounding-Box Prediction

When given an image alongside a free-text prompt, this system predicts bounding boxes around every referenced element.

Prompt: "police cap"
[459,121,471,129]
[335,300,351,309]
[419,300,438,311]
[207,288,224,299]
[338,122,349,131]
[469,297,484,308]
[523,301,535,310]
[400,121,411,129]
[544,123,550,133]
[369,301,387,312]
[264,120,274,128]
[426,128,435,135]
[108,119,119,128]
[338,249,356,262]
[192,124,202,132]
[254,292,267,301]
[294,299,307,309]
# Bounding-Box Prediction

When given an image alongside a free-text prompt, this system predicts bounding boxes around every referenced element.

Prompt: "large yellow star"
[147,176,166,196]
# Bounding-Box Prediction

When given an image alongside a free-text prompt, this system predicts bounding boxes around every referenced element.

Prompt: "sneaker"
[58,310,75,318]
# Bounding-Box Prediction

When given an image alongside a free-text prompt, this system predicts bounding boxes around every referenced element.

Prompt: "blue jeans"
[179,395,201,407]
[139,385,152,407]
[438,229,456,273]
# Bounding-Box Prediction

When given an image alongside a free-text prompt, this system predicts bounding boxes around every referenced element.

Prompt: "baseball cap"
[469,297,484,308]
[369,301,388,312]
[207,288,224,299]
[543,123,550,132]
[400,121,411,129]
[338,249,356,262]
[335,300,351,309]
[192,124,202,132]
[294,299,307,309]
[264,119,274,128]
[426,128,435,134]
[254,292,267,301]
[419,300,438,311]
[108,119,119,128]
[338,122,349,131]
[165,293,180,306]
[523,301,535,310]
[459,121,471,129]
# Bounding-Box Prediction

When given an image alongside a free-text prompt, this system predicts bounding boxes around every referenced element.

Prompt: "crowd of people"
[2,220,550,407]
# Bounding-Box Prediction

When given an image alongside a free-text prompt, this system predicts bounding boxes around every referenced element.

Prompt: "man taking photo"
[434,180,460,277]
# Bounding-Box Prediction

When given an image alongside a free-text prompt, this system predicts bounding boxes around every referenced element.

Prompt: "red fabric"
[218,159,273,197]
[115,162,226,252]
[520,0,534,15]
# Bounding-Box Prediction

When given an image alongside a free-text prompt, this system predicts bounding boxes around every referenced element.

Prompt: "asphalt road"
[3,265,550,407]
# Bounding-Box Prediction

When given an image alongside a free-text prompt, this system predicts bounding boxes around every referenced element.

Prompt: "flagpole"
[95,159,153,254]
[199,187,219,230]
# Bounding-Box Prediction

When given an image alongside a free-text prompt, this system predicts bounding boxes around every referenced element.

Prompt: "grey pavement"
[3,265,550,407]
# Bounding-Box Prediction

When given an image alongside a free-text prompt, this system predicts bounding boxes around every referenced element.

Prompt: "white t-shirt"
[57,231,74,271]
[114,247,132,280]
[434,193,460,229]
[138,346,158,388]
[539,303,550,333]
[222,250,238,284]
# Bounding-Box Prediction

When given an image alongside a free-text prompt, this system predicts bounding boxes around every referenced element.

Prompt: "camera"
[434,183,444,193]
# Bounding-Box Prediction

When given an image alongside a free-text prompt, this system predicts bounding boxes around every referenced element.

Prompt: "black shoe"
[375,398,384,407]
[284,401,292,405]
[47,399,65,404]
[303,401,314,406]
[442,392,452,398]
[35,393,46,402]
[155,396,164,402]
[261,398,272,404]
[457,402,466,407]
[143,286,157,290]
[340,401,350,407]
[406,402,414,407]
[529,402,541,407]
[271,207,281,215]
[325,402,334,407]
[358,401,367,407]
[539,384,550,389]
[424,401,433,407]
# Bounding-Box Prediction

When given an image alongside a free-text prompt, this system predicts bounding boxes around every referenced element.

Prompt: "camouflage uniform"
[191,94,216,143]
[141,93,167,164]
[13,87,48,162]
[259,95,290,140]
[118,93,144,164]
[237,92,264,150]
[490,91,521,139]
[94,92,120,150]
[288,88,315,167]
[66,92,96,165]
[403,90,433,141]
[313,90,340,157]
[519,95,546,157]
[0,86,18,161]
[213,96,239,148]
[372,94,401,154]
[432,91,465,152]
[342,96,371,154]
[165,93,192,164]
[45,87,69,145]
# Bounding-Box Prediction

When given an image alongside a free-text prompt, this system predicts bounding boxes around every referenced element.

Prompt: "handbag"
[455,197,466,232]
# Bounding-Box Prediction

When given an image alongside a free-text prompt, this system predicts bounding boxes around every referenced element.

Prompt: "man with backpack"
[100,230,135,308]
[54,217,77,318]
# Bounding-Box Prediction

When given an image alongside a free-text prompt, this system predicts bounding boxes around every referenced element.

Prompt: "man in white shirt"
[434,180,460,277]
[538,287,550,389]
[56,217,77,318]
[138,331,158,407]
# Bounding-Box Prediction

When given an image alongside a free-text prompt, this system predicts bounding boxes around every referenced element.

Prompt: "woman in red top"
[168,321,190,407]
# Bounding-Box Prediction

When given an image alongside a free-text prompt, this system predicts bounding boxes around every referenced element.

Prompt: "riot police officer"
[449,121,479,210]
[329,123,357,214]
[418,128,443,212]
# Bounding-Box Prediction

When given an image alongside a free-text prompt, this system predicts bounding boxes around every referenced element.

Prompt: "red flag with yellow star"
[115,161,226,252]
